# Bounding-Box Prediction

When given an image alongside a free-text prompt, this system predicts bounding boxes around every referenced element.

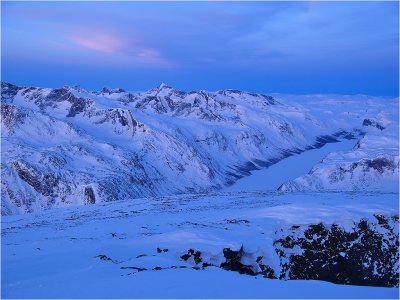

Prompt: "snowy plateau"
[1,82,399,298]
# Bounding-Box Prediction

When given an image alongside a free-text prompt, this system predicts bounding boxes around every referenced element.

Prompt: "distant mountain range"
[1,82,398,215]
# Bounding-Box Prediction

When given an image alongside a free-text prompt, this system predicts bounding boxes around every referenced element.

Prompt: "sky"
[1,1,399,96]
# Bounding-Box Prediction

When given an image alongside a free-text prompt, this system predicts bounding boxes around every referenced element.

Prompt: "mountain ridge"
[1,82,398,215]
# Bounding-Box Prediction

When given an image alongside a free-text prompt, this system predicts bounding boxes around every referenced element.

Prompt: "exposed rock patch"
[274,216,399,287]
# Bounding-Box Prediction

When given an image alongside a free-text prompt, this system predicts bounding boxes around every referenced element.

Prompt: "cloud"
[68,33,125,53]
[229,2,398,68]
[65,29,174,67]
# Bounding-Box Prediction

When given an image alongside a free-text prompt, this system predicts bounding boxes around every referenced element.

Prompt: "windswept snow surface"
[2,192,398,298]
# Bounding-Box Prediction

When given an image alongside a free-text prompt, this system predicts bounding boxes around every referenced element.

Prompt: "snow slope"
[1,191,398,298]
[1,83,398,214]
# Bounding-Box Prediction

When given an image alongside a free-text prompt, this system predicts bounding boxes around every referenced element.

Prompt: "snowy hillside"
[1,82,398,215]
[276,95,399,192]
[2,192,398,298]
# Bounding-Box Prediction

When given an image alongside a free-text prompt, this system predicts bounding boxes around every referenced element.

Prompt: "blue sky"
[2,1,399,95]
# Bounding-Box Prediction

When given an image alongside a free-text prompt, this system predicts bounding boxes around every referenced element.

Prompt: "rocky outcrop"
[176,215,399,287]
[84,186,96,204]
[67,97,91,117]
[278,154,399,192]
[274,215,399,287]
[12,161,60,197]
[363,118,385,130]
[220,246,257,275]
[1,104,27,133]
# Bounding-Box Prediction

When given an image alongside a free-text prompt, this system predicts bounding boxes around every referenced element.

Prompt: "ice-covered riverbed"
[2,191,398,298]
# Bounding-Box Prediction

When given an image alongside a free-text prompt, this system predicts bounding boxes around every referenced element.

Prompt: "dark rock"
[202,262,212,269]
[100,87,126,94]
[180,253,191,261]
[274,218,399,287]
[220,246,256,276]
[1,104,27,132]
[67,97,89,117]
[365,158,395,173]
[12,161,60,197]
[362,119,385,130]
[45,88,72,103]
[84,186,96,204]
[157,247,168,253]
[95,254,112,261]
[256,256,276,278]
[226,219,250,224]
[121,266,147,272]
[333,157,397,176]
[180,249,202,264]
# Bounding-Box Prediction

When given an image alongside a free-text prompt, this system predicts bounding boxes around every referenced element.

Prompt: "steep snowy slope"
[1,83,397,214]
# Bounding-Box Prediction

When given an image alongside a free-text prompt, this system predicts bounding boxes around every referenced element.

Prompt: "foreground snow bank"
[2,192,398,298]
[3,266,398,299]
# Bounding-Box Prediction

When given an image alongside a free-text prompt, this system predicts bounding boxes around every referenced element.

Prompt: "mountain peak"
[62,85,88,94]
[158,83,173,90]
[147,83,174,95]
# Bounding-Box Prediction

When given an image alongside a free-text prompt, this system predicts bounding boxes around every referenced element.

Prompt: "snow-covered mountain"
[1,83,398,215]
[278,129,399,192]
[277,96,399,192]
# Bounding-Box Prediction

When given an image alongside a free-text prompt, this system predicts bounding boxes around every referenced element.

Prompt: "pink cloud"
[68,33,126,53]
[66,30,175,67]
